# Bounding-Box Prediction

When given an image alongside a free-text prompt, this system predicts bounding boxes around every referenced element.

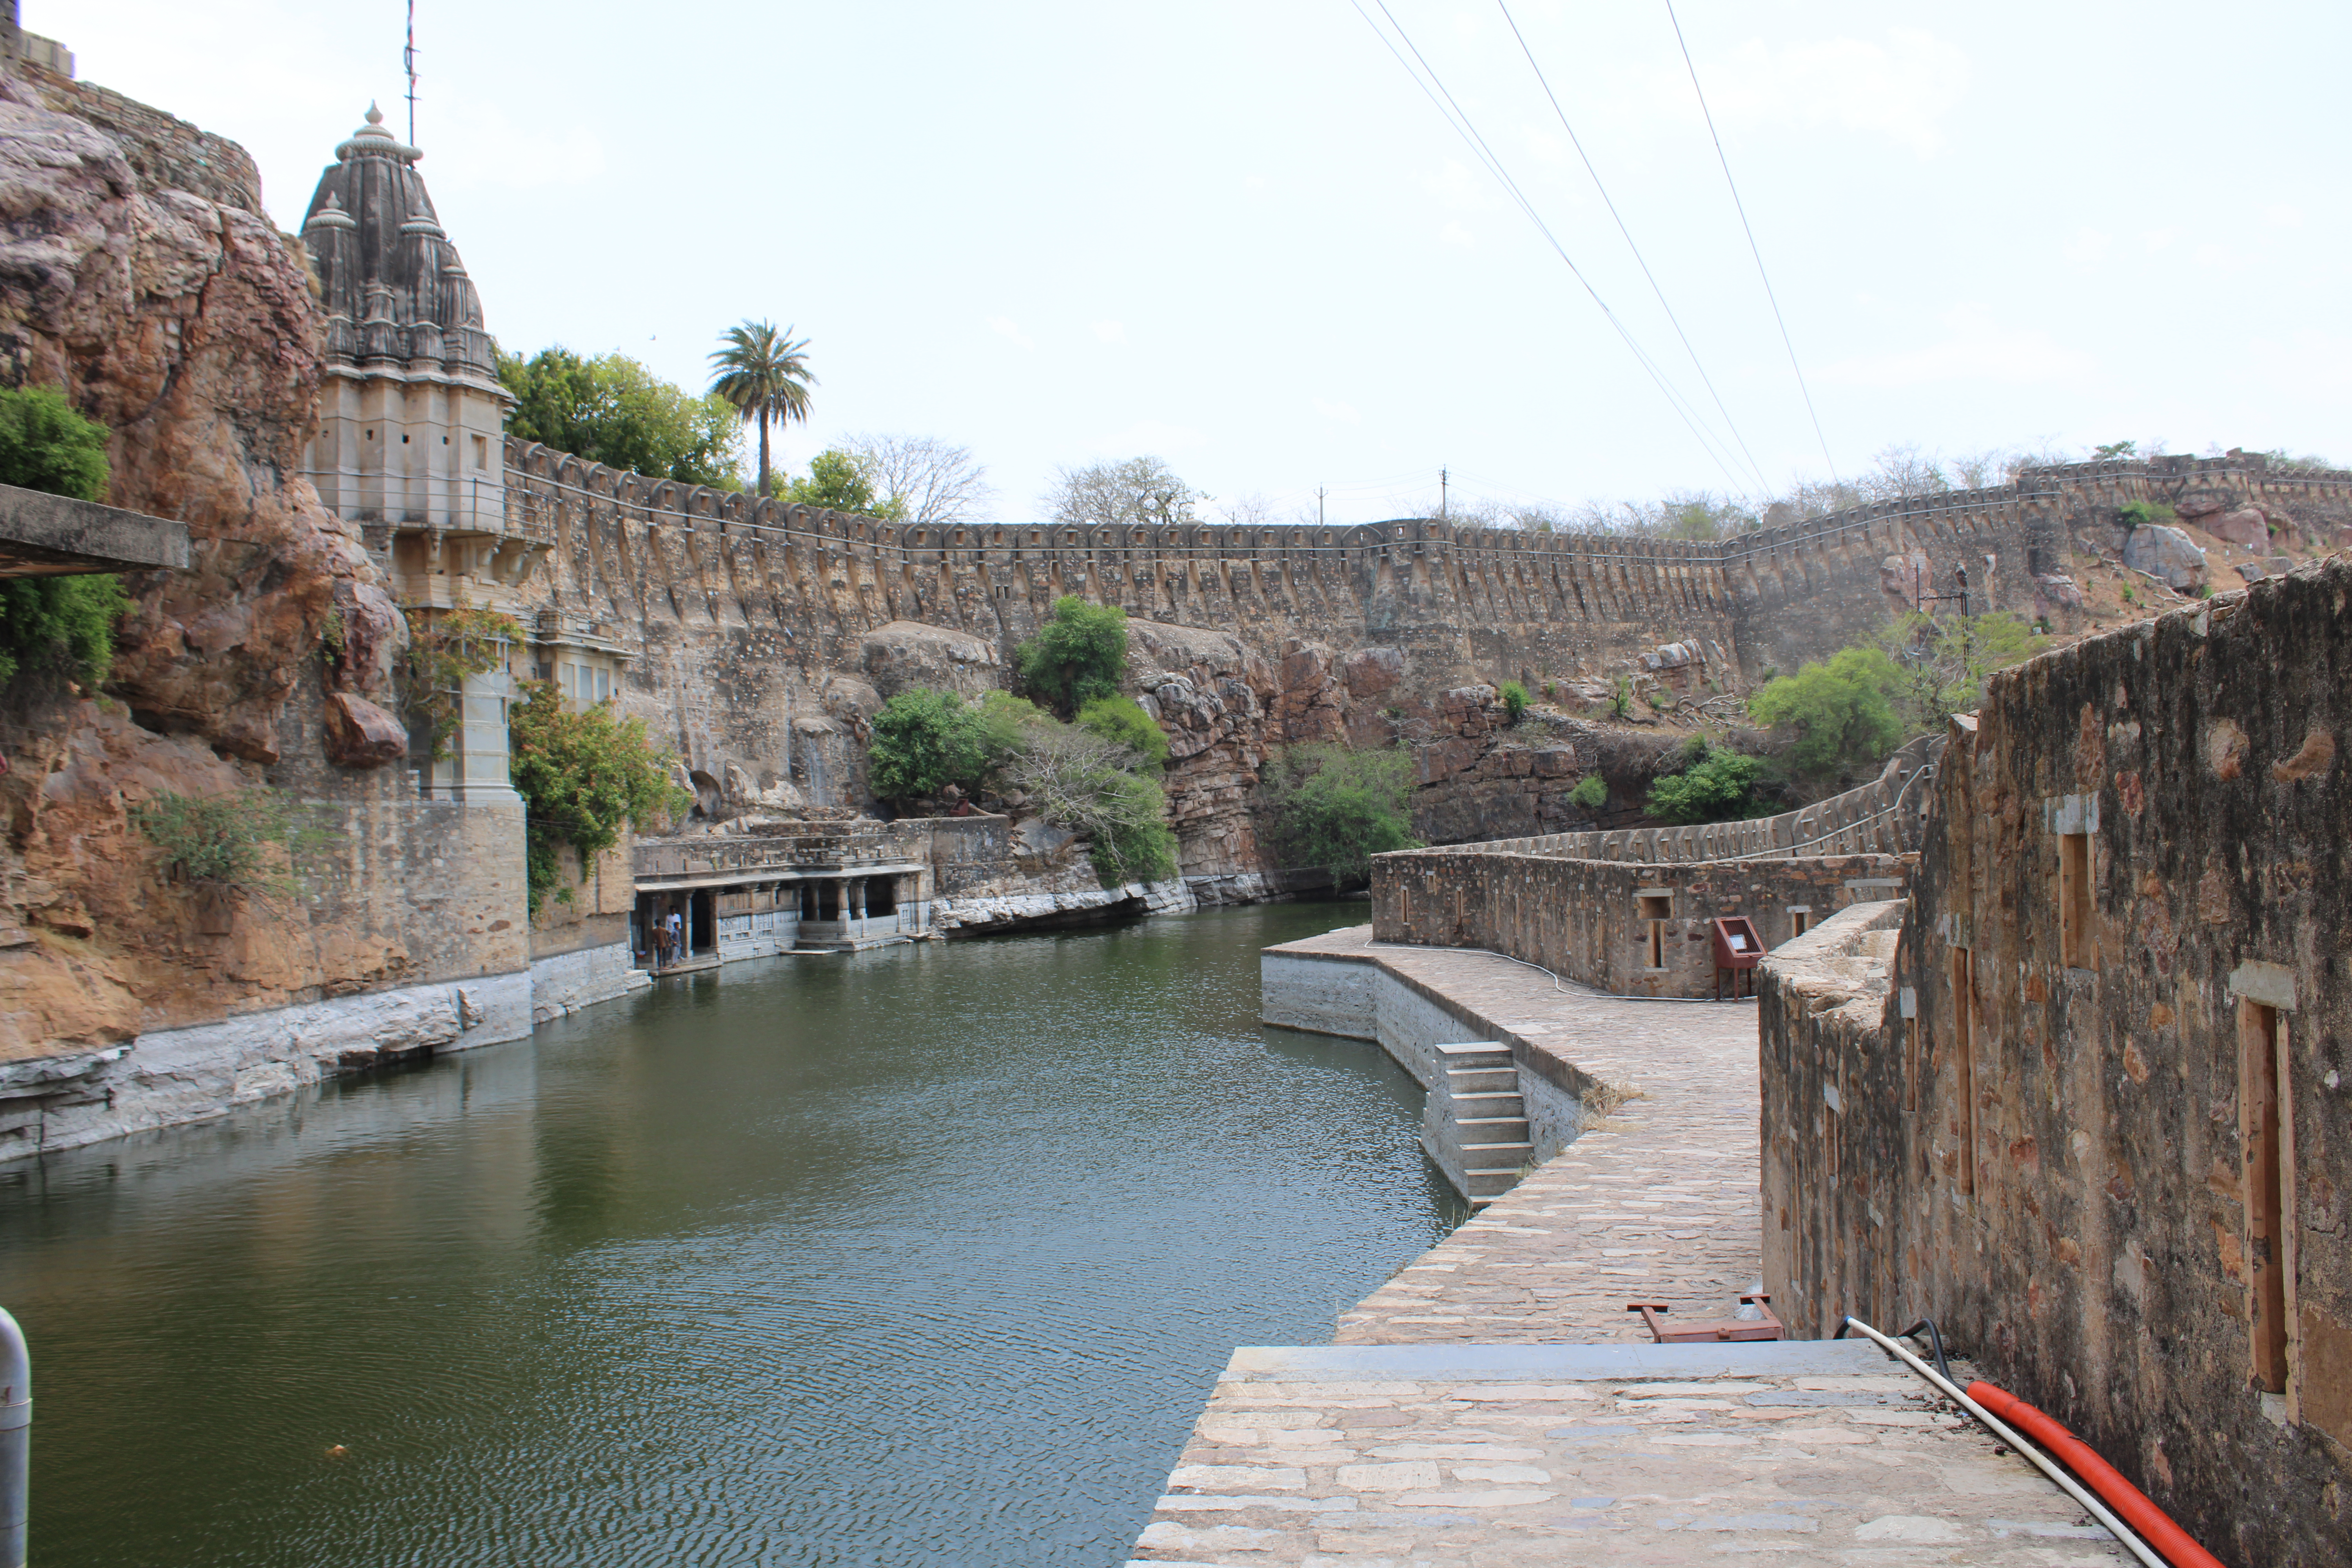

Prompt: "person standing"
[668,907,685,967]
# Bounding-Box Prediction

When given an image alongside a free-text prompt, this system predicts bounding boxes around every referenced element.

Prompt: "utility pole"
[1439,467,1449,522]
[1316,486,1326,528]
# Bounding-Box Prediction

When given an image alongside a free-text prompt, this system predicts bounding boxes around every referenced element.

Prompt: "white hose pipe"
[1839,1316,2163,1568]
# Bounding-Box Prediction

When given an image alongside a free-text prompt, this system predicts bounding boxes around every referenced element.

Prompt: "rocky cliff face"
[0,68,417,1062]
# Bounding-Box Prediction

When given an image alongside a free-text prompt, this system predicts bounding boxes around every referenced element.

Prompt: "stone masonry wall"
[1369,846,1904,998]
[1759,559,2352,1568]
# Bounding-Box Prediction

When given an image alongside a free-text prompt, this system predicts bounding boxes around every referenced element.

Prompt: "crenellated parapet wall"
[494,438,2352,868]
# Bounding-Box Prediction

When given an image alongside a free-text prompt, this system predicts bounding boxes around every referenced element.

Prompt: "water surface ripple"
[0,902,1452,1566]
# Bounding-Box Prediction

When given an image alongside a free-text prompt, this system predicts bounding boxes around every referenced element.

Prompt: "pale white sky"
[49,0,2352,523]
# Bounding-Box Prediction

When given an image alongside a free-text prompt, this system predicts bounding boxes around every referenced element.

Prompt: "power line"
[1346,0,1756,496]
[1492,0,1771,494]
[1663,0,1838,482]
[1357,0,1748,492]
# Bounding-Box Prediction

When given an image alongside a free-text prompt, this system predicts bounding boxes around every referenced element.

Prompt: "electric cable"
[1663,0,1839,482]
[1345,0,1756,495]
[1494,0,1772,494]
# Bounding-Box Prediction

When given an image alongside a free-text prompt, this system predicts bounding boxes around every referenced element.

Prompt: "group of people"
[649,907,688,969]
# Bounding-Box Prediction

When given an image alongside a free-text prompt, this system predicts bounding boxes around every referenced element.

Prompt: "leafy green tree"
[509,681,690,912]
[1498,681,1528,725]
[1076,694,1169,771]
[1873,612,2035,734]
[1748,648,1904,781]
[708,319,815,497]
[867,689,989,802]
[784,448,906,520]
[1646,739,1766,825]
[1016,596,1129,714]
[1260,744,1421,890]
[0,385,127,686]
[499,347,742,486]
[1568,774,1608,811]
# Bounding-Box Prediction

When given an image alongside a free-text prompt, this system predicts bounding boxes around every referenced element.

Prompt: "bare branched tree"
[1000,722,1172,882]
[1044,456,1198,529]
[1216,492,1275,528]
[840,434,994,526]
[1865,444,1951,501]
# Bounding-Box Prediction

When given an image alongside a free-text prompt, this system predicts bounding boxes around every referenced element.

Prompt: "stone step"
[1455,1116,1531,1145]
[1461,1164,1529,1198]
[1448,1066,1520,1095]
[1449,1091,1526,1122]
[1434,1040,1513,1072]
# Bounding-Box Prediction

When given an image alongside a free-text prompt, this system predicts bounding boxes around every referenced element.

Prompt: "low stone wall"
[0,970,531,1161]
[1370,846,1905,996]
[1760,559,2352,1568]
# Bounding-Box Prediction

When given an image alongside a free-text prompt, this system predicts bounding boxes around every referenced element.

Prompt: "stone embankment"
[1125,912,2124,1565]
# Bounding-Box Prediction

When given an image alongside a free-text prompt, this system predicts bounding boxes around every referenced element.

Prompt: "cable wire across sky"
[1663,0,1840,481]
[1492,0,1773,495]
[1346,0,1762,497]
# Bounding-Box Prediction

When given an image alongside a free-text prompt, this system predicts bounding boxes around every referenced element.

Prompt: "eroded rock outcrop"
[0,69,422,1062]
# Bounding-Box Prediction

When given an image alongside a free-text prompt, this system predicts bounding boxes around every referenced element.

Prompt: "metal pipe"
[1840,1316,2163,1568]
[0,1304,27,1568]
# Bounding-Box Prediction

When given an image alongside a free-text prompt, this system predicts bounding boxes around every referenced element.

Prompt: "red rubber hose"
[1966,1381,2225,1568]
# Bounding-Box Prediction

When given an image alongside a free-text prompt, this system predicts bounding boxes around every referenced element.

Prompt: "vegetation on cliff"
[1259,744,1421,891]
[1748,649,1904,783]
[1075,695,1169,771]
[1645,738,1768,825]
[397,607,528,761]
[1015,596,1129,714]
[498,347,743,487]
[866,685,1176,886]
[0,385,129,687]
[509,682,690,912]
[129,788,312,899]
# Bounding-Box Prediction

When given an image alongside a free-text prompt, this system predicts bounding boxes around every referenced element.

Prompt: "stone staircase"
[1419,1042,1532,1205]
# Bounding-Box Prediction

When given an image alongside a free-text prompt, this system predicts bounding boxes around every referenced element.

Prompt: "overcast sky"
[51,0,2352,524]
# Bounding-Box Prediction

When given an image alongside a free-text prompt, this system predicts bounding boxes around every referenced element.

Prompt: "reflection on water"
[0,902,1452,1567]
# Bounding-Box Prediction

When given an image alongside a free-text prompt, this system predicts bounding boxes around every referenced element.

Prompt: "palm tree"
[708,320,816,496]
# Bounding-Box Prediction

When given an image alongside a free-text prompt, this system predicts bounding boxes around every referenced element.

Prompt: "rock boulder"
[2121,524,2206,591]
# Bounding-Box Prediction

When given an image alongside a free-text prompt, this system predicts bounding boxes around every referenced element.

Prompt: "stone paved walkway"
[1270,929,1766,1343]
[1129,1340,2125,1566]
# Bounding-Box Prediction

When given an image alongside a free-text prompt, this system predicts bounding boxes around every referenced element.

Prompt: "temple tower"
[299,105,532,803]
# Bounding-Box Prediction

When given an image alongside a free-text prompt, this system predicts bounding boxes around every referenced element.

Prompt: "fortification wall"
[1759,560,2352,1568]
[499,443,2352,877]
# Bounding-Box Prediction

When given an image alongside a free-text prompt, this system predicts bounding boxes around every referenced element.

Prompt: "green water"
[0,902,1452,1566]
